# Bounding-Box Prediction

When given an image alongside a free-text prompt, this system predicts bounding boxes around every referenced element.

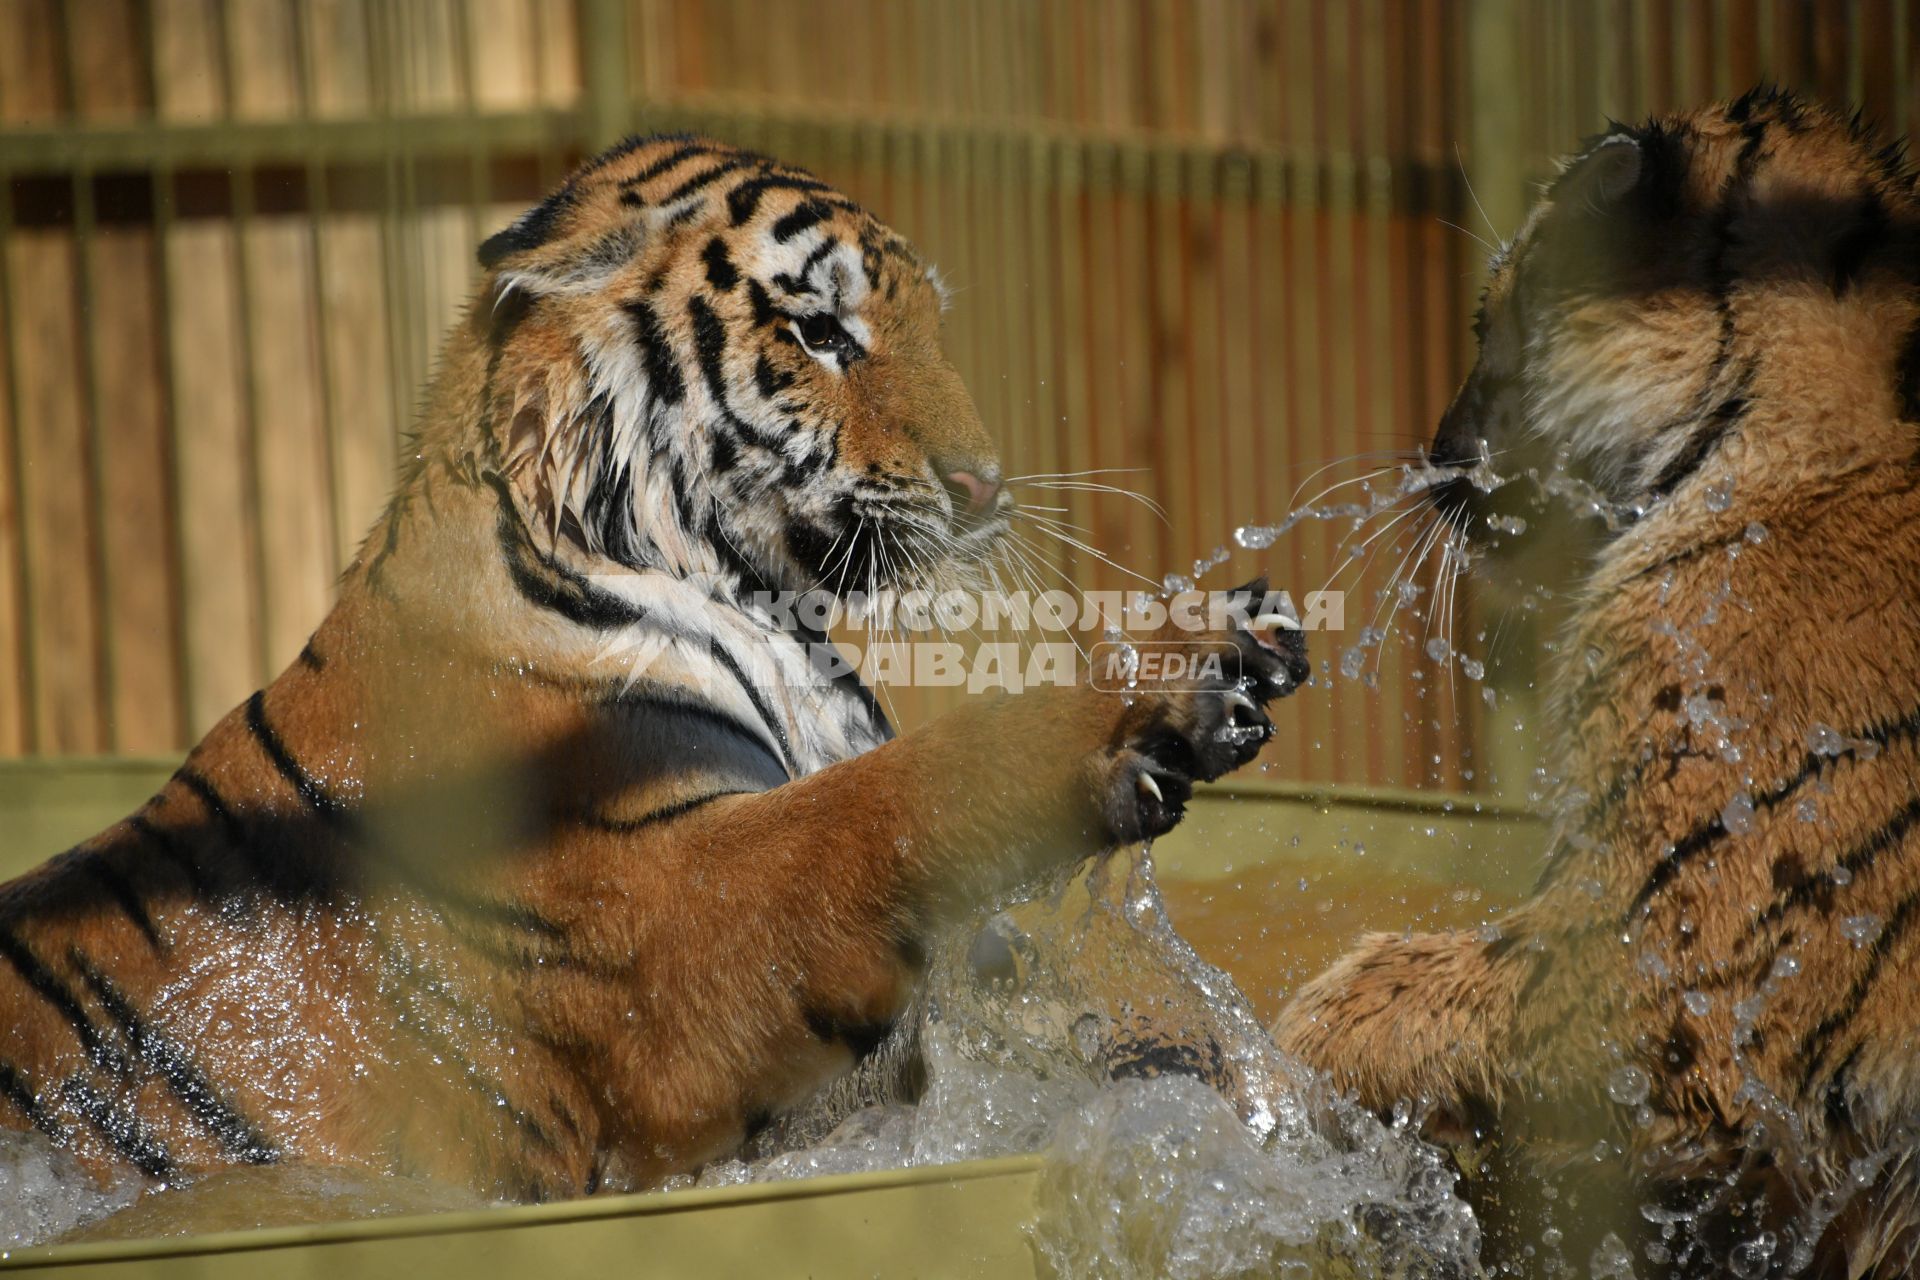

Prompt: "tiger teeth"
[1250,612,1300,632]
[1224,691,1257,716]
[1137,773,1164,803]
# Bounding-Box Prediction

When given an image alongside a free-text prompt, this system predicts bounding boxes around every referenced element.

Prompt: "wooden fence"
[0,0,1913,795]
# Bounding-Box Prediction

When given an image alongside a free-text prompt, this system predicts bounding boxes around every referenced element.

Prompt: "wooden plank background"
[0,0,1913,798]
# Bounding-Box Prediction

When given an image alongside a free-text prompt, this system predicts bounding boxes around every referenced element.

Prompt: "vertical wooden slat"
[32,0,1916,782]
[0,176,31,755]
[9,229,104,752]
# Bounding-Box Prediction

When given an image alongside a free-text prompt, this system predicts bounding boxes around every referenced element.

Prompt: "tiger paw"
[1095,577,1309,843]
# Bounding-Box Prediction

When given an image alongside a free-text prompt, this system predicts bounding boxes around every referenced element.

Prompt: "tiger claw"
[1137,772,1164,802]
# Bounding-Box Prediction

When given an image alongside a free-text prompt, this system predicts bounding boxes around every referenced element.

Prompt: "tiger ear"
[478,191,647,297]
[1553,126,1681,220]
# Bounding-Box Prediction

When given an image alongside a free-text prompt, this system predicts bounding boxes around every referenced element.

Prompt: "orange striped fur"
[0,138,1307,1200]
[1277,91,1920,1277]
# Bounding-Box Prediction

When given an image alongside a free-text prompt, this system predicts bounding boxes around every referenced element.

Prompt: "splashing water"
[1233,460,1484,552]
[0,1131,138,1248]
[689,849,1480,1277]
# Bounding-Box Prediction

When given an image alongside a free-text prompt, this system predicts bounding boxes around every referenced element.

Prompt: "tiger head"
[464,136,1009,600]
[1430,88,1920,579]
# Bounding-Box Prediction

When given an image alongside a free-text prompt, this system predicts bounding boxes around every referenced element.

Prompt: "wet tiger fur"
[0,136,1309,1202]
[1275,89,1920,1277]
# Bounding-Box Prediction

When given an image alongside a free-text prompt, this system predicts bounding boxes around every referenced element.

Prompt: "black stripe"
[772,200,830,243]
[618,143,714,193]
[1647,368,1754,498]
[728,175,833,227]
[702,511,774,597]
[804,1009,893,1061]
[1895,320,1920,424]
[745,278,779,327]
[608,690,791,787]
[1824,1043,1861,1129]
[624,298,687,405]
[486,281,537,350]
[485,473,651,630]
[1641,116,1769,503]
[744,280,783,330]
[705,642,798,778]
[0,927,126,1074]
[61,1076,175,1179]
[246,690,344,821]
[128,814,213,898]
[687,294,786,453]
[1622,700,1920,920]
[753,354,794,399]
[771,252,843,298]
[1829,190,1889,295]
[77,851,166,952]
[175,767,242,840]
[579,410,645,567]
[73,957,276,1163]
[659,158,753,206]
[1794,882,1920,1097]
[579,789,755,833]
[1731,703,1920,940]
[297,640,326,672]
[0,1060,67,1142]
[478,186,579,269]
[1750,792,1920,959]
[701,237,739,291]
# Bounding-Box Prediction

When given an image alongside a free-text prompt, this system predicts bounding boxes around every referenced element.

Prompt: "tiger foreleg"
[1272,928,1526,1142]
[551,614,1311,1182]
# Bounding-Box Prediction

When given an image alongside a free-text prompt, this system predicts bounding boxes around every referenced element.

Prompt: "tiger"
[0,135,1311,1205]
[1274,88,1920,1277]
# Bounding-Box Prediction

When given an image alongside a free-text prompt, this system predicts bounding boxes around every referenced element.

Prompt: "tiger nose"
[943,469,1003,514]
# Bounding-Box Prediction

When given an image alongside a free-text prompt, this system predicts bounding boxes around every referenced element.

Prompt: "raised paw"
[1095,576,1310,843]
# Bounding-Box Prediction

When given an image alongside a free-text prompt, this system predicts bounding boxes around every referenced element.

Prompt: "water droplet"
[1460,656,1486,680]
[1795,796,1819,824]
[1841,914,1883,949]
[1607,1065,1650,1106]
[1704,476,1735,512]
[1339,646,1368,680]
[1683,990,1711,1016]
[1591,1232,1637,1279]
[1743,521,1768,543]
[1720,792,1755,836]
[1808,723,1847,756]
[1771,953,1802,980]
[1233,525,1278,549]
[1425,637,1451,663]
[1729,1231,1778,1279]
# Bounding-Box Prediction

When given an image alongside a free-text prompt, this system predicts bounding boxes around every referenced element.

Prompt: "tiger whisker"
[1016,519,1159,590]
[1010,479,1170,525]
